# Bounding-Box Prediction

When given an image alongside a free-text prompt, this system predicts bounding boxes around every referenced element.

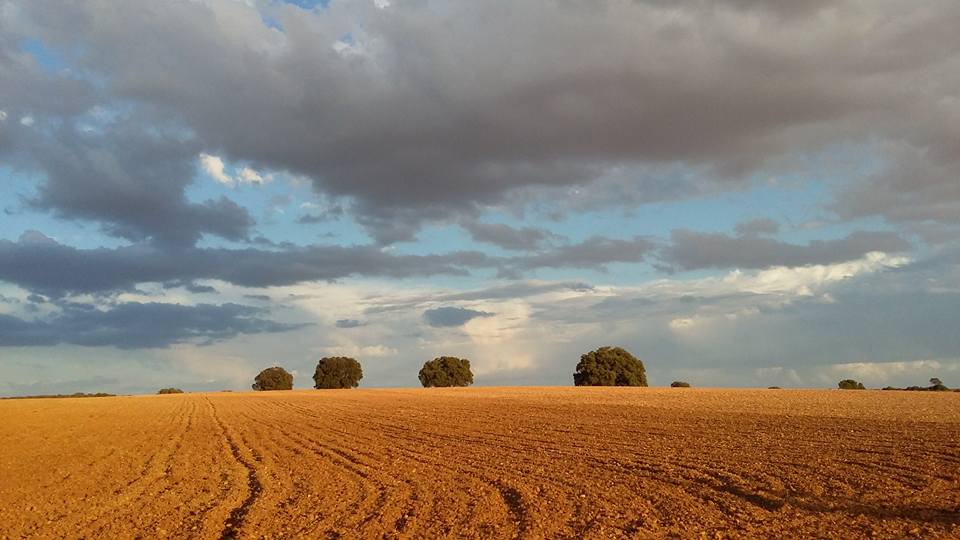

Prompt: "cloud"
[199,153,232,185]
[461,220,561,251]
[660,230,910,271]
[21,123,254,246]
[11,0,959,239]
[835,142,960,226]
[826,359,958,384]
[0,232,661,297]
[237,166,264,184]
[503,236,654,276]
[296,205,344,224]
[0,301,305,349]
[335,318,364,328]
[734,218,780,237]
[200,153,267,187]
[0,236,490,297]
[423,307,494,327]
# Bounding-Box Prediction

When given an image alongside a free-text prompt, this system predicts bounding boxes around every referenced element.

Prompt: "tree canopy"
[252,366,294,391]
[838,379,865,390]
[573,346,647,387]
[313,357,363,389]
[419,356,474,387]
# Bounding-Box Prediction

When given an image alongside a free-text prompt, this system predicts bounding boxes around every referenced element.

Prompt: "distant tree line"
[839,377,955,391]
[241,349,953,393]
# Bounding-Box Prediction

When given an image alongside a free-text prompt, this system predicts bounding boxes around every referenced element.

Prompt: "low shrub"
[838,379,865,390]
[670,381,691,388]
[157,388,184,394]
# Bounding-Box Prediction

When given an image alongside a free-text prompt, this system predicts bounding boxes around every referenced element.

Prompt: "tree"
[930,377,943,387]
[670,381,691,388]
[252,366,293,391]
[313,357,363,389]
[419,356,474,387]
[573,346,647,387]
[157,388,184,394]
[838,379,865,390]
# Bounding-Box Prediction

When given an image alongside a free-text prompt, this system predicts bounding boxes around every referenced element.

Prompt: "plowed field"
[1,388,958,539]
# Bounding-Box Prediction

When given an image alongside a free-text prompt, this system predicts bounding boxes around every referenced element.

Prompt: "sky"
[1,0,959,395]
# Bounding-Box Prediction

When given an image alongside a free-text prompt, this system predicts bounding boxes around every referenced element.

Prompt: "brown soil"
[1,388,958,539]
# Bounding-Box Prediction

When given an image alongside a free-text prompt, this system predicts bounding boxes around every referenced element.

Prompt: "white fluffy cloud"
[199,153,232,185]
[199,153,268,187]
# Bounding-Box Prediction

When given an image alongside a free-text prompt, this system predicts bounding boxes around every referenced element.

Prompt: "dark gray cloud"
[335,319,364,328]
[835,143,960,227]
[296,205,344,224]
[164,280,218,294]
[461,220,561,251]
[24,122,253,246]
[660,230,911,271]
[503,236,654,276]
[423,307,494,328]
[0,232,658,297]
[0,302,304,349]
[734,218,780,237]
[10,0,959,239]
[0,235,491,297]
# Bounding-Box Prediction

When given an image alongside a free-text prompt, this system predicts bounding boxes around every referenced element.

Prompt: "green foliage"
[419,357,474,387]
[573,346,647,387]
[880,378,950,392]
[313,357,363,389]
[157,388,184,394]
[670,381,691,388]
[838,379,865,390]
[252,366,294,391]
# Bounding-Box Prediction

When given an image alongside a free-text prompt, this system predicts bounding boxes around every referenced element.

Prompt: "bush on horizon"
[419,357,474,387]
[573,346,647,387]
[670,381,691,388]
[252,366,294,391]
[157,388,184,394]
[313,357,363,389]
[838,379,866,390]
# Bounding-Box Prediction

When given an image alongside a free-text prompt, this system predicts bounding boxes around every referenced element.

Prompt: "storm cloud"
[7,0,959,239]
[0,234,490,297]
[0,302,304,349]
[423,307,494,328]
[660,230,911,271]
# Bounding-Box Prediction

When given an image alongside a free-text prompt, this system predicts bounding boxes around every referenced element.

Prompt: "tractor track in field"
[1,388,959,539]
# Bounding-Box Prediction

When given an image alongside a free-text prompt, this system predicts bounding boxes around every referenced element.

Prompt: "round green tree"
[419,356,474,387]
[313,357,363,389]
[838,379,865,390]
[252,366,294,391]
[573,346,647,386]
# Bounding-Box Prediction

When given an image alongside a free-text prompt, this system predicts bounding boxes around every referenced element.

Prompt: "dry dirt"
[1,387,958,539]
